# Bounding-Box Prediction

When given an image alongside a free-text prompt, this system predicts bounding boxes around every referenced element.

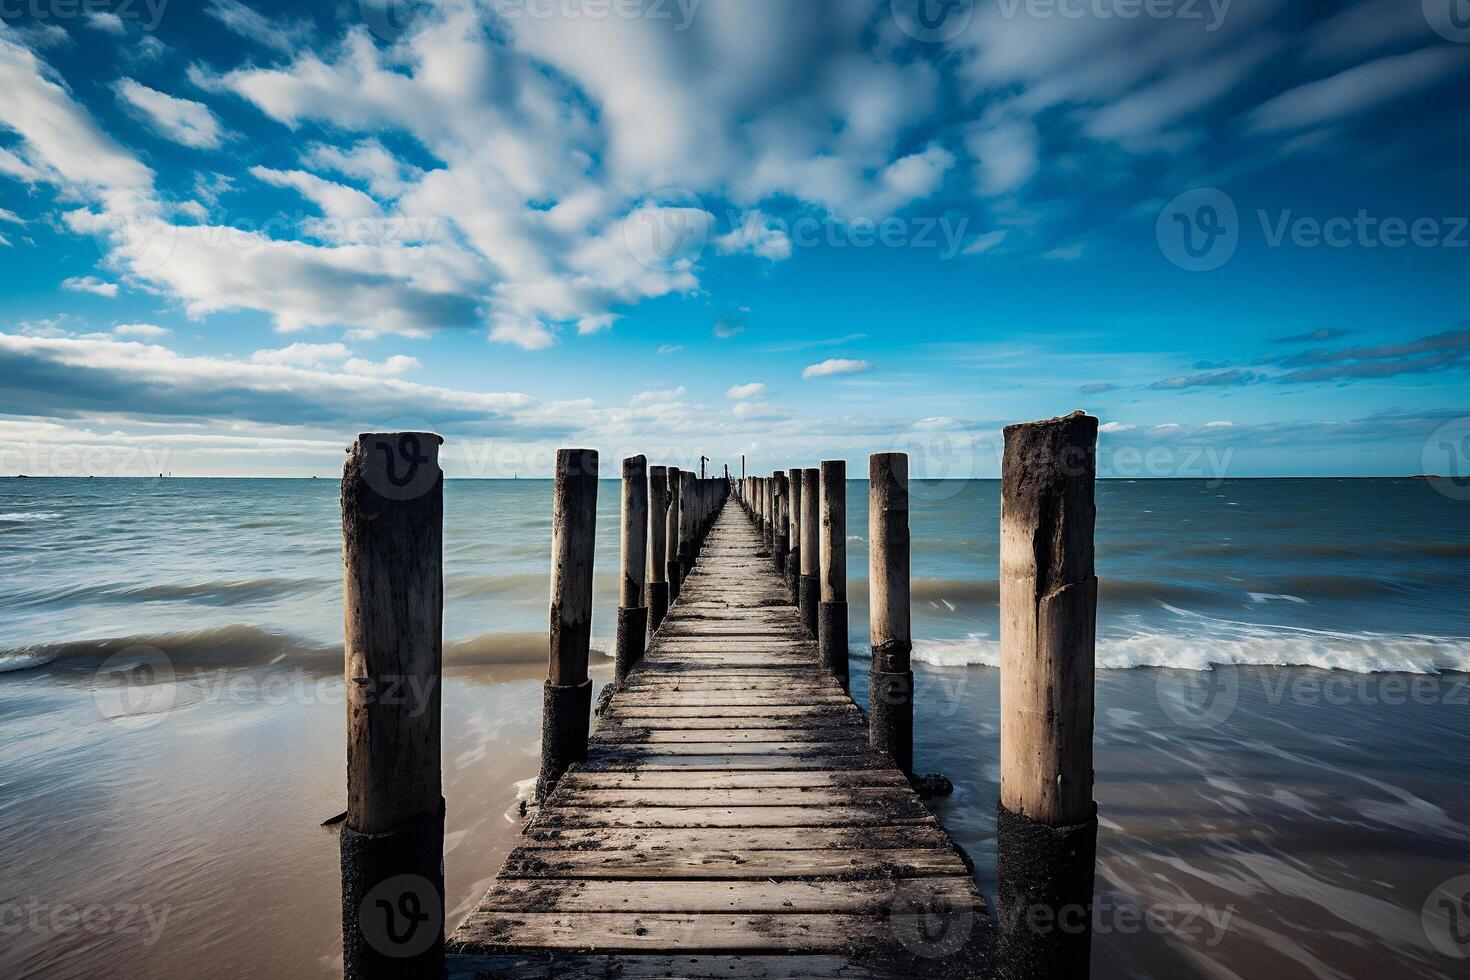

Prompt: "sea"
[1,477,1467,978]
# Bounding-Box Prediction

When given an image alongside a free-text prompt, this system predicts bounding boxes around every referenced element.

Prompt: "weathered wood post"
[867,452,912,778]
[799,466,820,636]
[772,472,789,577]
[670,470,685,605]
[614,455,648,686]
[762,476,775,552]
[680,470,696,581]
[340,432,445,979]
[538,448,597,802]
[780,468,797,604]
[818,459,848,693]
[647,465,669,633]
[997,411,1099,980]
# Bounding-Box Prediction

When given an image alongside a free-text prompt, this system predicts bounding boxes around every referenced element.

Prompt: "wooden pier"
[446,501,987,977]
[338,416,1101,980]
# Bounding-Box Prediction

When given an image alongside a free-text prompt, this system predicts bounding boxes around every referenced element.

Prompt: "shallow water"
[1,477,1467,978]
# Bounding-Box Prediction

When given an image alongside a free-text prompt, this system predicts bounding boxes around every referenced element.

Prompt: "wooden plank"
[451,911,897,953]
[592,728,864,744]
[558,770,908,790]
[515,825,953,851]
[477,877,981,912]
[551,786,917,808]
[498,848,969,880]
[447,953,903,979]
[539,805,933,829]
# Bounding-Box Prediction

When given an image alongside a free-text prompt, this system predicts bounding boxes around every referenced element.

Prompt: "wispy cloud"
[1151,369,1259,391]
[61,276,118,297]
[803,358,870,380]
[726,382,767,400]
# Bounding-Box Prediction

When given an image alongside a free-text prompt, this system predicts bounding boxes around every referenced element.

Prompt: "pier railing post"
[340,432,445,980]
[647,465,669,634]
[666,467,682,604]
[867,452,912,778]
[773,473,789,579]
[997,411,1099,980]
[785,467,801,604]
[763,476,774,552]
[680,470,696,581]
[818,460,848,693]
[799,466,819,636]
[615,455,648,687]
[538,448,598,803]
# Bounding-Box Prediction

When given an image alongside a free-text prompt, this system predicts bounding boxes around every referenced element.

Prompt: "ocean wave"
[5,577,331,609]
[0,511,63,522]
[0,625,612,677]
[0,625,336,675]
[899,614,1470,674]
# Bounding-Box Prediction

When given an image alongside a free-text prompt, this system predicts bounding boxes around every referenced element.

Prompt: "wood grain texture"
[999,411,1099,827]
[342,431,443,834]
[448,499,987,976]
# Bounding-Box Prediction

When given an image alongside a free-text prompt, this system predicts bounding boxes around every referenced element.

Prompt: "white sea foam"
[901,609,1470,674]
[0,511,62,522]
[0,650,59,673]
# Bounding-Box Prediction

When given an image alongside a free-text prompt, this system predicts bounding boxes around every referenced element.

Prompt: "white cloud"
[114,79,226,150]
[803,358,869,379]
[87,12,127,35]
[251,342,351,366]
[113,323,170,338]
[1250,47,1470,133]
[715,212,793,262]
[631,385,687,405]
[61,276,118,297]
[656,344,682,354]
[1098,421,1136,433]
[303,140,421,199]
[0,34,154,192]
[1043,244,1086,261]
[342,354,420,377]
[967,115,1038,196]
[726,382,767,400]
[962,230,1007,256]
[204,0,312,54]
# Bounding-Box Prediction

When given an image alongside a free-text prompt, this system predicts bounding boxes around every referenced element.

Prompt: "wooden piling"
[666,467,682,603]
[614,455,648,686]
[996,410,1099,980]
[680,470,696,581]
[785,467,801,604]
[867,452,912,777]
[773,472,789,579]
[340,431,445,979]
[538,448,598,802]
[799,466,819,636]
[647,465,669,633]
[818,459,848,693]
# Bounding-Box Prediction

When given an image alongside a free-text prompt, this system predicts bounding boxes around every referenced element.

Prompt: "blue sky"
[0,0,1467,478]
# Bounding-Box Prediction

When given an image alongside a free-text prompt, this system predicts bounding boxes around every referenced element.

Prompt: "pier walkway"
[446,499,988,978]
